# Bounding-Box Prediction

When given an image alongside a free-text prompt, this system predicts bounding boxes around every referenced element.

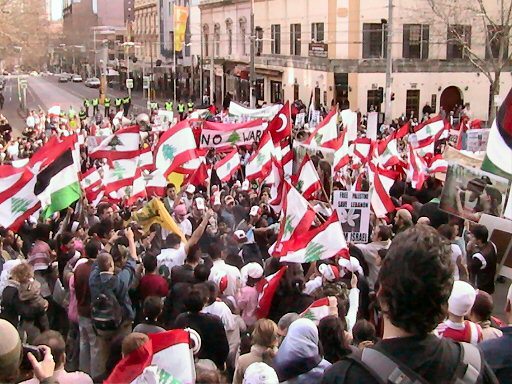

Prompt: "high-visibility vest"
[115,98,122,107]
[123,97,131,105]
[92,98,99,106]
[165,101,173,111]
[150,102,158,110]
[104,98,111,107]
[84,99,91,107]
[178,103,185,113]
[79,111,87,120]
[187,102,194,112]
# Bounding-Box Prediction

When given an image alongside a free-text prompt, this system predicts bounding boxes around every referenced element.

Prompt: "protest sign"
[200,119,267,148]
[479,214,512,279]
[366,112,378,140]
[228,101,281,120]
[440,163,511,221]
[466,129,490,152]
[341,109,358,142]
[333,190,371,243]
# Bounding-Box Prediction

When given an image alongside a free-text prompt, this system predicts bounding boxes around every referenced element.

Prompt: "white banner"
[367,112,378,140]
[200,120,267,148]
[341,109,358,142]
[333,190,371,243]
[228,101,282,120]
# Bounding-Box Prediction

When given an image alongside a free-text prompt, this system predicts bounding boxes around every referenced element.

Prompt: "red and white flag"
[305,108,338,147]
[281,140,293,178]
[299,297,338,325]
[256,266,288,319]
[368,163,396,219]
[267,101,292,143]
[325,131,350,172]
[273,181,317,256]
[376,133,404,168]
[279,213,349,263]
[105,329,195,384]
[294,155,322,199]
[395,121,411,139]
[110,168,147,205]
[103,158,139,194]
[89,125,140,160]
[146,169,168,197]
[245,131,274,180]
[407,144,428,189]
[138,146,155,173]
[155,120,198,177]
[80,167,103,202]
[215,148,241,182]
[414,116,446,146]
[184,161,211,187]
[352,138,373,166]
[427,154,448,174]
[268,157,285,213]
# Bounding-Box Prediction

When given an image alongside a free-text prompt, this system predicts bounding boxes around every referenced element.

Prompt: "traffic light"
[377,87,384,104]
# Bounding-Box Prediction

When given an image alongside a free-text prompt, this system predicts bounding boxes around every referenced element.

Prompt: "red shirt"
[138,274,169,300]
[436,319,483,345]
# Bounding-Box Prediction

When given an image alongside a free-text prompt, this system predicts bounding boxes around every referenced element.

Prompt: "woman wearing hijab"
[273,318,331,383]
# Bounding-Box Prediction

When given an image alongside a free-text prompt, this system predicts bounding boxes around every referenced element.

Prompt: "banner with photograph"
[174,6,189,52]
[466,129,490,152]
[333,190,371,243]
[440,163,511,221]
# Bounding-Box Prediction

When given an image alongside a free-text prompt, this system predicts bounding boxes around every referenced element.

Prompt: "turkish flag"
[267,101,292,143]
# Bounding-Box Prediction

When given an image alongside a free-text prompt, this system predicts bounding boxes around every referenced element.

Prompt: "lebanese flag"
[272,181,317,256]
[299,297,338,325]
[175,155,206,175]
[395,121,411,139]
[0,165,25,203]
[0,169,40,231]
[294,155,322,199]
[110,168,147,205]
[368,162,396,218]
[324,131,350,172]
[268,157,285,213]
[279,213,349,263]
[146,169,168,197]
[81,167,103,202]
[103,158,139,194]
[215,148,241,182]
[105,329,195,384]
[89,125,140,160]
[414,116,446,146]
[155,120,199,177]
[184,161,211,187]
[256,266,288,319]
[245,131,274,180]
[305,108,338,147]
[267,101,292,143]
[428,154,448,174]
[352,138,373,165]
[377,133,404,168]
[281,140,293,178]
[138,146,155,172]
[407,144,428,189]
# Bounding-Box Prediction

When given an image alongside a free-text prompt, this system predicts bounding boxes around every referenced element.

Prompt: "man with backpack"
[88,227,138,380]
[321,225,498,384]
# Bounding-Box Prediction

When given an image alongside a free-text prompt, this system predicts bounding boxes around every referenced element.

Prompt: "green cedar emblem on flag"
[314,133,323,146]
[11,198,30,214]
[112,162,126,180]
[228,131,241,145]
[302,310,316,321]
[256,153,265,166]
[296,180,304,193]
[283,214,294,237]
[162,144,177,161]
[305,241,325,263]
[108,135,123,150]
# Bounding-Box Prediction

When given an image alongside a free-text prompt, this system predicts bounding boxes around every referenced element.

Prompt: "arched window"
[226,18,233,55]
[214,23,221,57]
[239,17,247,56]
[203,24,209,57]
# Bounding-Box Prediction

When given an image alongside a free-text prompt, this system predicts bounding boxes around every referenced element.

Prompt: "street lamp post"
[249,0,256,108]
[122,42,136,98]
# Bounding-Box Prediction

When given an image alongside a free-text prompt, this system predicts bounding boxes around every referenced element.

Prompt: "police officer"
[83,98,91,117]
[78,107,87,127]
[115,97,123,112]
[165,100,173,111]
[187,99,194,114]
[104,96,111,117]
[150,101,158,111]
[177,101,185,120]
[92,97,99,114]
[122,95,131,116]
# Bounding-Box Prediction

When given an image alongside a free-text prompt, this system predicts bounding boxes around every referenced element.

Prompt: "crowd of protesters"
[0,95,510,384]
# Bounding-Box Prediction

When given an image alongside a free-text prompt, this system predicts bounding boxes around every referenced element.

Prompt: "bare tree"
[425,0,512,122]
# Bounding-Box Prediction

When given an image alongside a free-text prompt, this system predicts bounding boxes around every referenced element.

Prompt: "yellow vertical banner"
[174,5,189,52]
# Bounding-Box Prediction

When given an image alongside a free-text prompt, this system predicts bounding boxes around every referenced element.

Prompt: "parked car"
[58,75,69,83]
[85,77,101,88]
[30,71,39,77]
[72,74,83,82]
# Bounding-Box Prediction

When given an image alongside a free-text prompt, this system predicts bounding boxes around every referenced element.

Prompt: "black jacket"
[0,285,43,328]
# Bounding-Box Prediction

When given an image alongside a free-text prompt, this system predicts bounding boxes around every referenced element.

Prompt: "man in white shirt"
[173,204,192,238]
[355,225,392,290]
[207,243,241,298]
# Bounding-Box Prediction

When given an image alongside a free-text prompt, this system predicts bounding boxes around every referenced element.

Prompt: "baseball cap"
[338,257,363,276]
[186,185,196,194]
[233,180,242,189]
[242,179,250,191]
[234,230,248,243]
[448,281,477,316]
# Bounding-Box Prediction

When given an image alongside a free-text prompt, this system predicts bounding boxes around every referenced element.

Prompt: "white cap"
[448,281,477,316]
[186,184,195,194]
[243,362,279,384]
[338,257,363,276]
[250,206,261,217]
[233,180,242,188]
[242,179,250,191]
[241,262,264,286]
[319,264,340,281]
[234,230,247,242]
[195,197,205,210]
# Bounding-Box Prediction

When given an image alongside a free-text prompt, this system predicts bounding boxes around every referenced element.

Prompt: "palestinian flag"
[0,169,40,230]
[305,108,338,147]
[256,266,288,319]
[279,213,349,263]
[368,162,396,219]
[215,148,241,182]
[90,125,141,161]
[299,297,338,325]
[34,150,81,219]
[267,101,292,143]
[294,155,322,199]
[245,131,274,180]
[272,181,316,256]
[155,121,198,177]
[482,89,512,179]
[105,329,195,384]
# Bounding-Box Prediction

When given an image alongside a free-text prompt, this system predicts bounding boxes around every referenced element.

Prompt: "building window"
[363,23,386,58]
[226,19,233,55]
[294,82,299,101]
[367,89,381,112]
[403,24,429,59]
[240,17,247,56]
[447,24,471,59]
[255,27,263,55]
[486,25,508,59]
[255,78,264,102]
[406,90,420,119]
[203,24,209,57]
[214,24,220,57]
[311,22,324,42]
[271,24,281,54]
[290,23,301,56]
[271,81,282,103]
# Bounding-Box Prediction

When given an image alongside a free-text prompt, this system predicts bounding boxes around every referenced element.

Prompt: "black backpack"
[91,291,123,332]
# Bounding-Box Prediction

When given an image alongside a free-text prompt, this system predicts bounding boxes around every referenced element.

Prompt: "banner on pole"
[174,6,189,52]
[333,190,371,243]
[228,102,282,120]
[200,119,267,148]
